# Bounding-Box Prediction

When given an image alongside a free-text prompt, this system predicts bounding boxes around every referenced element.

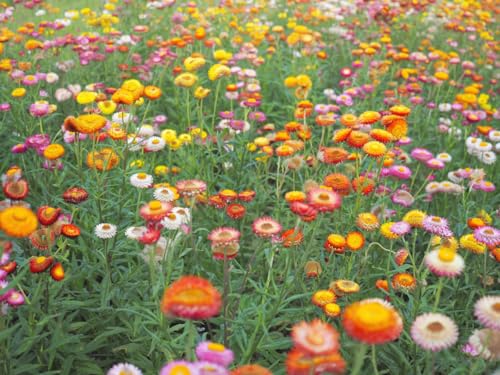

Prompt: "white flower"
[127,135,145,152]
[45,73,59,84]
[438,103,451,112]
[436,153,452,162]
[137,125,155,138]
[488,130,500,142]
[153,187,176,202]
[107,362,143,375]
[125,226,147,240]
[160,212,182,230]
[130,173,153,188]
[95,223,117,239]
[144,136,165,152]
[112,111,133,125]
[478,151,496,165]
[172,206,191,225]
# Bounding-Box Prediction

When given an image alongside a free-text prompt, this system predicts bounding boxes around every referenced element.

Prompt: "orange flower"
[370,129,395,143]
[356,212,379,231]
[340,113,357,128]
[281,228,304,247]
[390,105,411,116]
[0,206,38,238]
[347,130,370,148]
[342,298,403,344]
[318,147,348,164]
[391,273,417,291]
[69,114,107,134]
[312,290,336,307]
[325,234,346,253]
[160,276,221,320]
[352,176,375,195]
[359,111,381,124]
[286,348,345,375]
[291,319,340,355]
[144,85,162,100]
[346,231,365,251]
[231,364,272,375]
[323,173,350,194]
[330,280,360,296]
[86,148,119,171]
[332,128,352,143]
[304,260,322,278]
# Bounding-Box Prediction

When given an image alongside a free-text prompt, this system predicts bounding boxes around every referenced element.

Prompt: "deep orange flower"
[161,276,222,320]
[346,231,365,251]
[144,85,162,100]
[36,206,61,226]
[347,130,370,148]
[392,273,417,291]
[342,298,403,344]
[332,128,352,143]
[352,176,375,195]
[318,147,348,164]
[50,262,65,281]
[281,228,304,247]
[86,148,119,171]
[323,173,350,194]
[29,256,53,273]
[61,224,81,238]
[231,364,272,375]
[340,114,357,128]
[286,348,345,375]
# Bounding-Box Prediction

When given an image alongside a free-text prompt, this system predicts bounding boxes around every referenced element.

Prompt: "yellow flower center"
[355,302,392,328]
[102,224,111,230]
[12,211,28,221]
[207,343,225,352]
[431,216,441,223]
[174,288,210,304]
[149,201,162,211]
[438,248,455,262]
[45,207,55,215]
[492,303,500,313]
[36,257,47,264]
[152,139,160,145]
[170,365,191,375]
[318,193,329,201]
[137,173,147,179]
[306,332,324,346]
[484,229,493,235]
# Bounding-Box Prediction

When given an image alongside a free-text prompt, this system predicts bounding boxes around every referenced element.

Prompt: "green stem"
[351,343,369,375]
[433,278,444,311]
[371,345,380,375]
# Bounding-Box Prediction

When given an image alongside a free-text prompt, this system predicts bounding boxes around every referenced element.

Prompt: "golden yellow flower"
[208,64,231,81]
[11,88,26,98]
[0,206,38,238]
[43,144,65,160]
[194,86,211,99]
[98,100,117,115]
[76,91,97,105]
[184,56,206,72]
[174,72,198,88]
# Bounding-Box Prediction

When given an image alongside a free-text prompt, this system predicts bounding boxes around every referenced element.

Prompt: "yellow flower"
[11,88,26,98]
[208,64,230,81]
[97,100,117,115]
[284,76,297,88]
[296,74,312,89]
[129,159,144,168]
[154,165,169,176]
[121,79,144,100]
[43,144,65,160]
[247,143,257,152]
[76,91,97,105]
[134,97,145,106]
[174,72,198,88]
[194,86,211,99]
[168,138,183,150]
[161,129,177,143]
[178,134,192,144]
[0,206,38,238]
[184,56,206,72]
[213,49,232,61]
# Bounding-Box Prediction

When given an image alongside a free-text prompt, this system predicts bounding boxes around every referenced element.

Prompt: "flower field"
[0,0,499,374]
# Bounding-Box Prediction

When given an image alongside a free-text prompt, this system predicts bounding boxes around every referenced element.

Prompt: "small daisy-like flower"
[176,179,207,197]
[424,248,464,277]
[329,280,360,296]
[160,276,221,320]
[130,172,153,188]
[195,361,228,375]
[144,136,165,152]
[474,296,500,330]
[459,234,486,254]
[473,226,500,247]
[208,227,240,245]
[140,200,172,222]
[411,313,458,352]
[392,273,417,291]
[422,216,453,237]
[161,212,182,230]
[389,221,412,236]
[107,362,143,375]
[125,226,147,240]
[356,212,379,231]
[286,348,346,375]
[95,223,117,239]
[342,298,403,344]
[195,341,234,366]
[311,290,336,307]
[291,319,340,355]
[154,187,176,202]
[252,217,282,238]
[172,207,191,225]
[308,188,342,212]
[466,328,500,361]
[403,209,426,227]
[380,222,401,240]
[160,361,200,375]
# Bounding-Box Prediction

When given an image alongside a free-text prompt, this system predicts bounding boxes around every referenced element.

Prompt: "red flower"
[0,261,16,274]
[61,224,81,238]
[37,206,61,226]
[226,203,246,220]
[62,187,89,203]
[50,262,65,281]
[3,179,29,200]
[29,256,53,273]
